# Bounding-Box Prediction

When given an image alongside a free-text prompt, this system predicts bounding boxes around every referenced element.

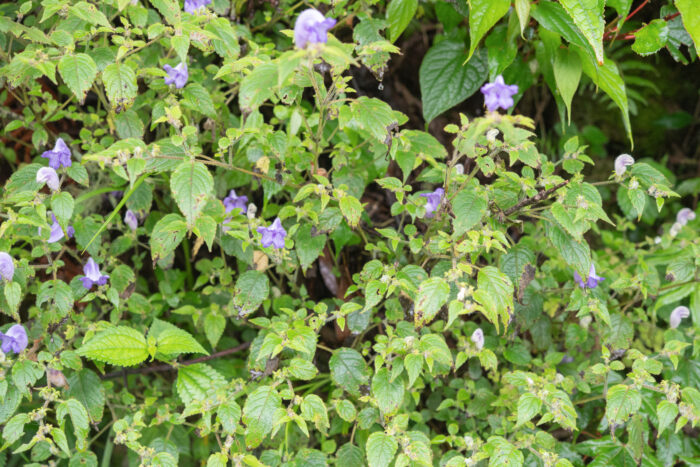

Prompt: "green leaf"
[404,353,423,387]
[51,427,70,456]
[485,436,524,467]
[115,109,144,139]
[386,0,417,42]
[203,311,225,348]
[675,0,700,51]
[473,266,514,332]
[233,271,269,316]
[171,34,189,63]
[499,243,535,286]
[295,224,327,271]
[414,277,450,326]
[451,189,487,235]
[12,360,43,392]
[420,40,487,123]
[339,195,363,228]
[239,63,277,111]
[150,214,187,262]
[559,0,605,65]
[366,432,398,467]
[77,326,148,367]
[150,0,180,25]
[194,215,217,251]
[605,384,642,424]
[335,400,357,422]
[102,62,137,109]
[337,443,365,467]
[36,279,74,320]
[67,370,105,423]
[467,0,511,61]
[3,282,21,319]
[217,400,241,435]
[516,393,542,426]
[329,348,370,396]
[170,161,214,226]
[514,0,531,37]
[342,97,398,143]
[576,51,632,146]
[150,319,208,359]
[58,53,97,103]
[632,19,669,55]
[545,218,591,277]
[2,413,29,445]
[301,394,329,433]
[69,2,111,27]
[242,386,282,448]
[183,83,217,119]
[288,357,318,380]
[371,367,404,415]
[553,47,581,123]
[51,191,74,224]
[56,398,89,442]
[656,400,678,435]
[206,17,240,59]
[176,363,226,407]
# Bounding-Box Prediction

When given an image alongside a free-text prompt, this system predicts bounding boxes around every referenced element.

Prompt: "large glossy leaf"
[559,0,605,65]
[419,39,487,122]
[467,0,511,61]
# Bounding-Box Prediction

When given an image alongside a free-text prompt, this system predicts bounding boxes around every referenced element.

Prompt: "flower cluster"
[36,167,60,191]
[184,0,211,14]
[614,154,635,177]
[163,62,189,89]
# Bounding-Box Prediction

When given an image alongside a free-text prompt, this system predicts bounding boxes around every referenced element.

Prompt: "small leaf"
[516,393,542,426]
[386,0,417,42]
[77,326,148,367]
[414,277,450,327]
[329,348,370,396]
[366,432,398,467]
[170,161,214,226]
[467,0,511,61]
[58,53,97,103]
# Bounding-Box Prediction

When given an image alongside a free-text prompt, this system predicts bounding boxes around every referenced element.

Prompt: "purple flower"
[80,258,110,290]
[420,188,444,218]
[124,210,138,231]
[573,263,605,289]
[223,189,248,214]
[669,306,690,329]
[614,154,634,177]
[257,217,287,249]
[39,213,75,244]
[40,138,72,170]
[676,208,696,226]
[471,328,484,351]
[480,75,518,112]
[0,252,14,281]
[36,167,60,191]
[184,0,211,13]
[294,9,337,49]
[163,62,188,89]
[0,324,28,355]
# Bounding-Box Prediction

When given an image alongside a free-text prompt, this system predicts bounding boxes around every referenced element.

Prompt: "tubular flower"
[80,258,110,290]
[669,306,690,329]
[480,75,518,111]
[37,167,60,191]
[163,62,188,89]
[294,9,336,49]
[257,218,287,249]
[573,264,605,289]
[41,138,72,169]
[184,0,211,14]
[676,208,696,226]
[124,210,138,231]
[614,154,635,177]
[0,252,14,281]
[471,328,484,351]
[0,324,28,354]
[420,188,444,218]
[223,190,248,214]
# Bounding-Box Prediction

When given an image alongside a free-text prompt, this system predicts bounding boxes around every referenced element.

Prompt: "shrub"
[0,0,699,465]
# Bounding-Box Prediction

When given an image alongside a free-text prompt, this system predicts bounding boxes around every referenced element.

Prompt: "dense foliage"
[0,0,699,465]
